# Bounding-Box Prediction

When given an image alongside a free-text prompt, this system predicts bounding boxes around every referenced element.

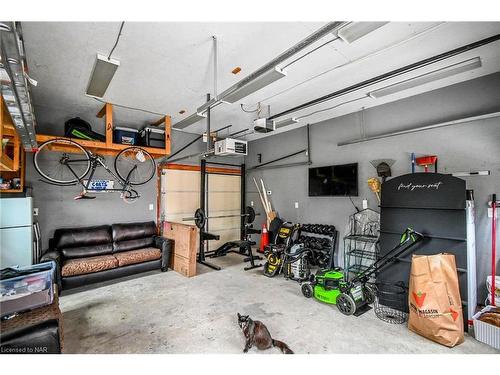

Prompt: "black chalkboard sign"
[378,172,467,326]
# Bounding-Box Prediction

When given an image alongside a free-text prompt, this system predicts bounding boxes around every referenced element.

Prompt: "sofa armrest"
[153,236,173,272]
[40,250,62,291]
[1,319,61,354]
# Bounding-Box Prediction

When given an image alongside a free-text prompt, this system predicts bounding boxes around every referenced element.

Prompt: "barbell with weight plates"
[183,206,258,229]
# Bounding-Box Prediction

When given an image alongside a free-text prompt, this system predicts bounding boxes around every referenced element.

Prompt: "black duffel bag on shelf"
[64,117,106,142]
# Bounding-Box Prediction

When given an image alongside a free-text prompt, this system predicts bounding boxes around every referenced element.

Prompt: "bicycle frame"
[63,151,138,196]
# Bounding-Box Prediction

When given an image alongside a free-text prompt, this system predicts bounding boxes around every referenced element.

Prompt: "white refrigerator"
[0,197,34,268]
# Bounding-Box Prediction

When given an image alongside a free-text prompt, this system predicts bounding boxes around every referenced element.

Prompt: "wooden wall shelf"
[36,134,170,157]
[36,103,171,158]
[1,98,21,172]
[1,96,25,193]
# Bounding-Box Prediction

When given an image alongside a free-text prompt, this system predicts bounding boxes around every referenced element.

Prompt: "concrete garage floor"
[60,254,498,354]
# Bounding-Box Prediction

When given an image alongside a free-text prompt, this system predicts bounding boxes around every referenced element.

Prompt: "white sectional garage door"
[160,165,241,252]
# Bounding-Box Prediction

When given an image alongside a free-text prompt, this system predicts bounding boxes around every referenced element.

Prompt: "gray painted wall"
[26,129,207,250]
[246,72,500,303]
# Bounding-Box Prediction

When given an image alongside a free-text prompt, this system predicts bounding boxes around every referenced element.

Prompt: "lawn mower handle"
[350,228,424,284]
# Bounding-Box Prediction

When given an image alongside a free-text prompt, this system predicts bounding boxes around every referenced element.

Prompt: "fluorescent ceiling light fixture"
[173,112,207,129]
[275,117,299,128]
[369,57,482,99]
[337,22,388,43]
[219,66,287,104]
[86,54,120,98]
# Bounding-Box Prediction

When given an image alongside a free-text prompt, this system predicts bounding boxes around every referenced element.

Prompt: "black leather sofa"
[40,221,172,291]
[0,320,61,354]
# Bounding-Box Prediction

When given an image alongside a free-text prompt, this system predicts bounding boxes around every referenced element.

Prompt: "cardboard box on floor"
[163,222,198,277]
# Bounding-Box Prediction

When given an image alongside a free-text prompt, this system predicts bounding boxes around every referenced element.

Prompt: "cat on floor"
[237,313,294,354]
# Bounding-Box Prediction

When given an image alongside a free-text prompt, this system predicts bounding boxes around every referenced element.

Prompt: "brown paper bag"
[408,253,464,347]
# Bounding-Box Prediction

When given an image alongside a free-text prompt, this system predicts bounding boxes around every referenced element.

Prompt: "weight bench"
[208,225,262,271]
[210,239,262,271]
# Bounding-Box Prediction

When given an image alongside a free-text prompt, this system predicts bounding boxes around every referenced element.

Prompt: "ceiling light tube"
[275,117,299,128]
[337,22,389,43]
[173,112,207,129]
[86,54,120,98]
[369,57,482,99]
[219,66,287,104]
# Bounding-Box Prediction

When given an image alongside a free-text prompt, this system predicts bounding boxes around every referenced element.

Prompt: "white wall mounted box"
[214,138,248,156]
[253,118,275,133]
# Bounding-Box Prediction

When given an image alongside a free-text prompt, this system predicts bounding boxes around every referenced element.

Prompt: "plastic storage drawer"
[113,126,139,145]
[140,126,165,148]
[0,262,55,317]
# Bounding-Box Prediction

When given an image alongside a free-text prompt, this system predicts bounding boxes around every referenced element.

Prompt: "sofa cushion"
[61,243,113,259]
[113,237,155,253]
[113,248,161,267]
[53,225,112,249]
[61,255,118,277]
[112,221,156,242]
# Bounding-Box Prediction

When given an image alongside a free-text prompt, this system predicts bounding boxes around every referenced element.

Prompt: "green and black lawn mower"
[301,227,424,316]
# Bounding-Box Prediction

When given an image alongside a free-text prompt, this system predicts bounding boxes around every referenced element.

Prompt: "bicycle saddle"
[74,193,96,200]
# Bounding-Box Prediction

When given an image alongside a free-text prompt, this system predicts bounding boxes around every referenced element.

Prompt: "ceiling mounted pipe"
[268,33,500,121]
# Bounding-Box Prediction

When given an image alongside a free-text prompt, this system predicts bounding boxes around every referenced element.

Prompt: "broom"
[367,177,381,203]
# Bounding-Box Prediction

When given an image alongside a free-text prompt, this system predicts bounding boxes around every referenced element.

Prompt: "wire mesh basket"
[374,282,409,324]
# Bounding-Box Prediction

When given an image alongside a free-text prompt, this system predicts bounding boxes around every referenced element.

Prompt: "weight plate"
[245,206,256,224]
[194,208,206,229]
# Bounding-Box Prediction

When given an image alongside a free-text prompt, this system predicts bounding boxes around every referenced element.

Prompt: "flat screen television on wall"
[308,163,358,197]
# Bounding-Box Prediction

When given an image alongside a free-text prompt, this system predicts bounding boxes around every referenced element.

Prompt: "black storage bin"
[140,126,165,148]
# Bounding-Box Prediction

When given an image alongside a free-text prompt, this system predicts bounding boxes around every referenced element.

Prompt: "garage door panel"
[165,169,200,191]
[207,192,240,209]
[208,174,240,191]
[165,192,200,214]
[162,167,241,254]
[206,213,240,231]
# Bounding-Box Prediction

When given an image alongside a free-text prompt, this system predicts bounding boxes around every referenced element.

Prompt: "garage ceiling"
[22,21,500,139]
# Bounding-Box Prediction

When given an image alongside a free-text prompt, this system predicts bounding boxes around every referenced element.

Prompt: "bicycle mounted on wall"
[33,138,156,202]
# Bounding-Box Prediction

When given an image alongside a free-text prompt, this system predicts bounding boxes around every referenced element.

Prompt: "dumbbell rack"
[297,224,338,269]
[343,209,380,281]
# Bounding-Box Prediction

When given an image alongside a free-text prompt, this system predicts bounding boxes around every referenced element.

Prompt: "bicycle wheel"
[114,147,156,185]
[33,138,91,185]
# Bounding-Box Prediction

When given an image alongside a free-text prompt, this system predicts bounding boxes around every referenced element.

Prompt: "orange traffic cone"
[259,224,269,253]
